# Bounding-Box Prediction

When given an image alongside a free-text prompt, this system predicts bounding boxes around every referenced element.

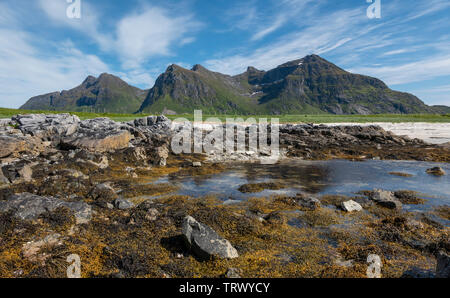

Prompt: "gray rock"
[0,193,92,224]
[370,189,402,210]
[341,200,363,212]
[436,251,450,278]
[182,216,239,259]
[114,198,134,210]
[192,162,202,167]
[12,114,80,142]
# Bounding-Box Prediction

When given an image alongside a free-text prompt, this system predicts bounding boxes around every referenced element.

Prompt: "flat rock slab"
[62,130,132,152]
[0,193,92,224]
[0,135,44,158]
[341,200,363,212]
[182,216,239,260]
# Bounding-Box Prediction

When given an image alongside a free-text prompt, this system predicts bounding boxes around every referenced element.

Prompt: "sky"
[0,0,449,108]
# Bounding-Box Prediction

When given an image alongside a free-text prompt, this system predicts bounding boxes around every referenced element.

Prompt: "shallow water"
[155,159,449,210]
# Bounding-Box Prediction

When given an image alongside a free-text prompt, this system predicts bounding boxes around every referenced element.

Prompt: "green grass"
[0,107,449,123]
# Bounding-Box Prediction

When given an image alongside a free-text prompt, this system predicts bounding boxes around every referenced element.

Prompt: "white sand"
[324,123,450,144]
[175,121,449,145]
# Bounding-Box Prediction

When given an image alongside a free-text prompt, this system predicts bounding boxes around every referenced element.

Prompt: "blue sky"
[0,0,449,108]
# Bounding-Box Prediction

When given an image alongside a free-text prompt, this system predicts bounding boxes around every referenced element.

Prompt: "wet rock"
[394,190,426,205]
[341,200,363,212]
[0,193,91,224]
[225,268,242,278]
[436,251,450,278]
[296,195,321,210]
[426,167,446,176]
[182,216,239,260]
[401,267,435,278]
[114,198,134,210]
[370,189,402,210]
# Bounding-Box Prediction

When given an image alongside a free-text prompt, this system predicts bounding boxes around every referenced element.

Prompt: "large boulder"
[0,135,45,158]
[12,114,79,142]
[182,216,239,260]
[0,193,92,224]
[369,189,402,210]
[61,118,132,152]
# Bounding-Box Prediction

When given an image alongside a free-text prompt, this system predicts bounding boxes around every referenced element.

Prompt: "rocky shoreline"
[0,114,449,278]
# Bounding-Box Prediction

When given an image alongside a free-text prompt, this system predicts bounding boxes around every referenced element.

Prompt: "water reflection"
[156,159,449,207]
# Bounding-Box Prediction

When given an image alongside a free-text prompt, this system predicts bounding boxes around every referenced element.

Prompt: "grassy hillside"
[1,107,449,123]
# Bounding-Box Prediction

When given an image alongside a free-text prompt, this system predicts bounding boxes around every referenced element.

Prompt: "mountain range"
[21,55,449,115]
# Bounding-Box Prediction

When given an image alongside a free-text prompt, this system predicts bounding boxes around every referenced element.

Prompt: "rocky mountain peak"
[191,64,208,72]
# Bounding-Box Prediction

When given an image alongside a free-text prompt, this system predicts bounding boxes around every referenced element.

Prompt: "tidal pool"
[155,159,449,210]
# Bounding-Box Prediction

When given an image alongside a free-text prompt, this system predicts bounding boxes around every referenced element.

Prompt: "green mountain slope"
[138,55,439,115]
[20,73,147,114]
[138,64,260,114]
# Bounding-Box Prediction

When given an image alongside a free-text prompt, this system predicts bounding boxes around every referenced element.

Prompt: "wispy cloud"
[0,29,109,108]
[115,7,200,69]
[350,55,450,85]
[206,8,364,74]
[39,0,201,68]
[251,17,285,41]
